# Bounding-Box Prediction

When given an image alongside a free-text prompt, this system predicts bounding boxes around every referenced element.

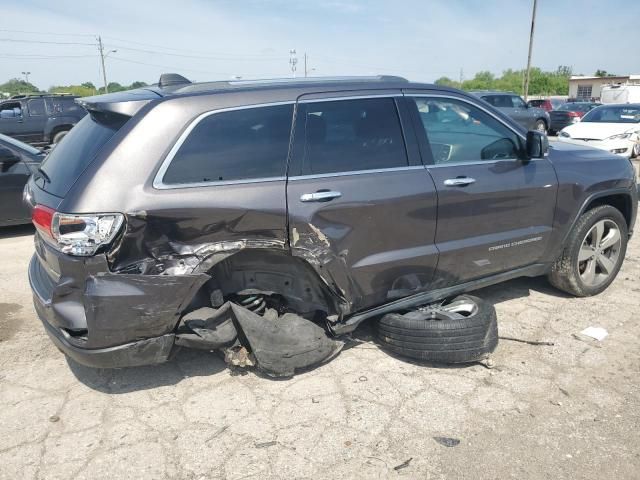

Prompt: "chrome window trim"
[288,165,425,181]
[153,101,295,190]
[408,93,528,141]
[426,158,542,169]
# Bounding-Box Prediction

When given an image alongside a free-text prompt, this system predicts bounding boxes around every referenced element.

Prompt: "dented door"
[286,94,439,313]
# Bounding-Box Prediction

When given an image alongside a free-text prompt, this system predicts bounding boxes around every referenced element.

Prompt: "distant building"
[569,75,640,100]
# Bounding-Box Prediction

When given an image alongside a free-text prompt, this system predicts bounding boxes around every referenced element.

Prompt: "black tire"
[375,295,498,364]
[548,205,628,297]
[534,119,547,133]
[52,130,69,144]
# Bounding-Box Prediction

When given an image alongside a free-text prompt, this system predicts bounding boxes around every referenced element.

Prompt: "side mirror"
[526,130,549,159]
[0,109,16,119]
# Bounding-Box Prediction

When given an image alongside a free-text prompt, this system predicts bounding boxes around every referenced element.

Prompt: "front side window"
[510,96,527,108]
[413,97,522,164]
[162,104,294,185]
[297,97,408,175]
[28,99,45,116]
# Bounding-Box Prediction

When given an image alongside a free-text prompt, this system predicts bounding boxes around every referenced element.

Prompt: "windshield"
[39,113,128,197]
[581,105,640,123]
[557,103,594,112]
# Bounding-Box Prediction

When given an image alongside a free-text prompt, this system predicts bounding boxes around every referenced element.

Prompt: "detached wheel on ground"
[375,294,498,364]
[549,205,628,297]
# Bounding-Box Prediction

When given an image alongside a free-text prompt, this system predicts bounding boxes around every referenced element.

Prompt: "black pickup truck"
[0,94,86,147]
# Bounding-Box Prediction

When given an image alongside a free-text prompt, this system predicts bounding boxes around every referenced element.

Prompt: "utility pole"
[21,71,31,83]
[523,0,537,102]
[98,36,108,94]
[289,49,298,78]
[459,68,463,85]
[304,53,308,78]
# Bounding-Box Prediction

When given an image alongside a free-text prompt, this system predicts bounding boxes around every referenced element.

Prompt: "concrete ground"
[1,220,639,479]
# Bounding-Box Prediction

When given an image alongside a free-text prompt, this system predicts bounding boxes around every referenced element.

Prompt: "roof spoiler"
[158,73,191,88]
[76,88,163,117]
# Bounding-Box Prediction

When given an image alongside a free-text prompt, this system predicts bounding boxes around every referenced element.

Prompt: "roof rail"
[10,93,74,99]
[226,75,408,86]
[158,73,192,88]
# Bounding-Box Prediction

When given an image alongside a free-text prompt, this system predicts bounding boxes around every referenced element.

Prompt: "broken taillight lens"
[32,205,124,256]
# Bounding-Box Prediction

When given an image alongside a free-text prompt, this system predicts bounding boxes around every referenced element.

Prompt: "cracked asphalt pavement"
[1,222,639,480]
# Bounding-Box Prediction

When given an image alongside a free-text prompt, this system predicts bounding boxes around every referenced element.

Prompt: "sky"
[1,0,639,90]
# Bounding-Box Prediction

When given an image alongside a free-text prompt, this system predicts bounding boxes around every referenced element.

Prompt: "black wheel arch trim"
[562,187,637,247]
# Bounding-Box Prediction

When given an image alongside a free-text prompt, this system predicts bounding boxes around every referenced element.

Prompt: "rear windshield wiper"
[35,167,51,183]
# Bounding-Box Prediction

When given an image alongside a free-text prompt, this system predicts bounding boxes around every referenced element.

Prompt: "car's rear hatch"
[33,88,162,200]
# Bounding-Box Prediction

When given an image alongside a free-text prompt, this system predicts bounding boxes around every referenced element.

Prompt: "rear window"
[39,113,127,197]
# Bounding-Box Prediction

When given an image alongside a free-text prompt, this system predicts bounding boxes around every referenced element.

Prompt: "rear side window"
[40,113,127,197]
[162,104,294,185]
[297,98,408,175]
[482,95,512,108]
[28,99,45,116]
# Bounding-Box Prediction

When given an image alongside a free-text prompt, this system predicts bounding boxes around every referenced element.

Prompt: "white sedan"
[557,104,640,158]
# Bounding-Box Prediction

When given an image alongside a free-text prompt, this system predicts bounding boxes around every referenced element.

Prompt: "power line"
[102,36,281,59]
[102,42,286,61]
[0,29,95,37]
[108,55,235,76]
[0,54,95,59]
[0,38,95,46]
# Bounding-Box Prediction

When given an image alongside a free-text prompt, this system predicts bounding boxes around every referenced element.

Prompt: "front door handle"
[443,177,476,187]
[300,190,342,202]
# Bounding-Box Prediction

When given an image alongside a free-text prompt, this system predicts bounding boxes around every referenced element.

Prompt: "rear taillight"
[32,205,124,256]
[567,111,581,117]
[32,205,55,238]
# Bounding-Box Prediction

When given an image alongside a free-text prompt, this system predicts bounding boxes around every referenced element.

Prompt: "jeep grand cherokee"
[25,75,637,375]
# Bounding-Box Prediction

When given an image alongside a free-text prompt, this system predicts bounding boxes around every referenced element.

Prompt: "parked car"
[528,97,566,112]
[0,133,45,226]
[600,84,640,105]
[549,102,601,135]
[26,75,637,374]
[0,94,87,147]
[557,103,640,158]
[470,91,550,132]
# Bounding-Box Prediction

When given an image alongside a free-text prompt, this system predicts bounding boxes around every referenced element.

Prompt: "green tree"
[452,66,572,96]
[48,84,97,97]
[129,81,148,89]
[594,69,616,77]
[107,82,126,92]
[0,78,40,97]
[434,76,461,88]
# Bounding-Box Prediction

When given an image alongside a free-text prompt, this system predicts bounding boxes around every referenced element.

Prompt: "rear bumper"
[28,236,208,368]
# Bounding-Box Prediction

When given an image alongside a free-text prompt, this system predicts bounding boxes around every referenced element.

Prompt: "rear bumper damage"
[28,238,344,375]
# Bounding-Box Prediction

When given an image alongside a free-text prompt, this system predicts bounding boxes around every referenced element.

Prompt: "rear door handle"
[443,177,476,187]
[300,190,342,202]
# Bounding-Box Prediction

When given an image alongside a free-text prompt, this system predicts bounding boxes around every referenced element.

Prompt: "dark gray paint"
[26,77,637,368]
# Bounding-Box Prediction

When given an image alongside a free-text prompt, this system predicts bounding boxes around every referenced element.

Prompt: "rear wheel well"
[49,125,72,142]
[584,194,632,228]
[186,249,339,319]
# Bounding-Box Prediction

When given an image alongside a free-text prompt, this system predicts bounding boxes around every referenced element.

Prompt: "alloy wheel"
[419,298,479,320]
[578,219,622,287]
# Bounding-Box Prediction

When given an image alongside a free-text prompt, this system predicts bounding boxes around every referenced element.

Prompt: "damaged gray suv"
[27,75,637,376]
